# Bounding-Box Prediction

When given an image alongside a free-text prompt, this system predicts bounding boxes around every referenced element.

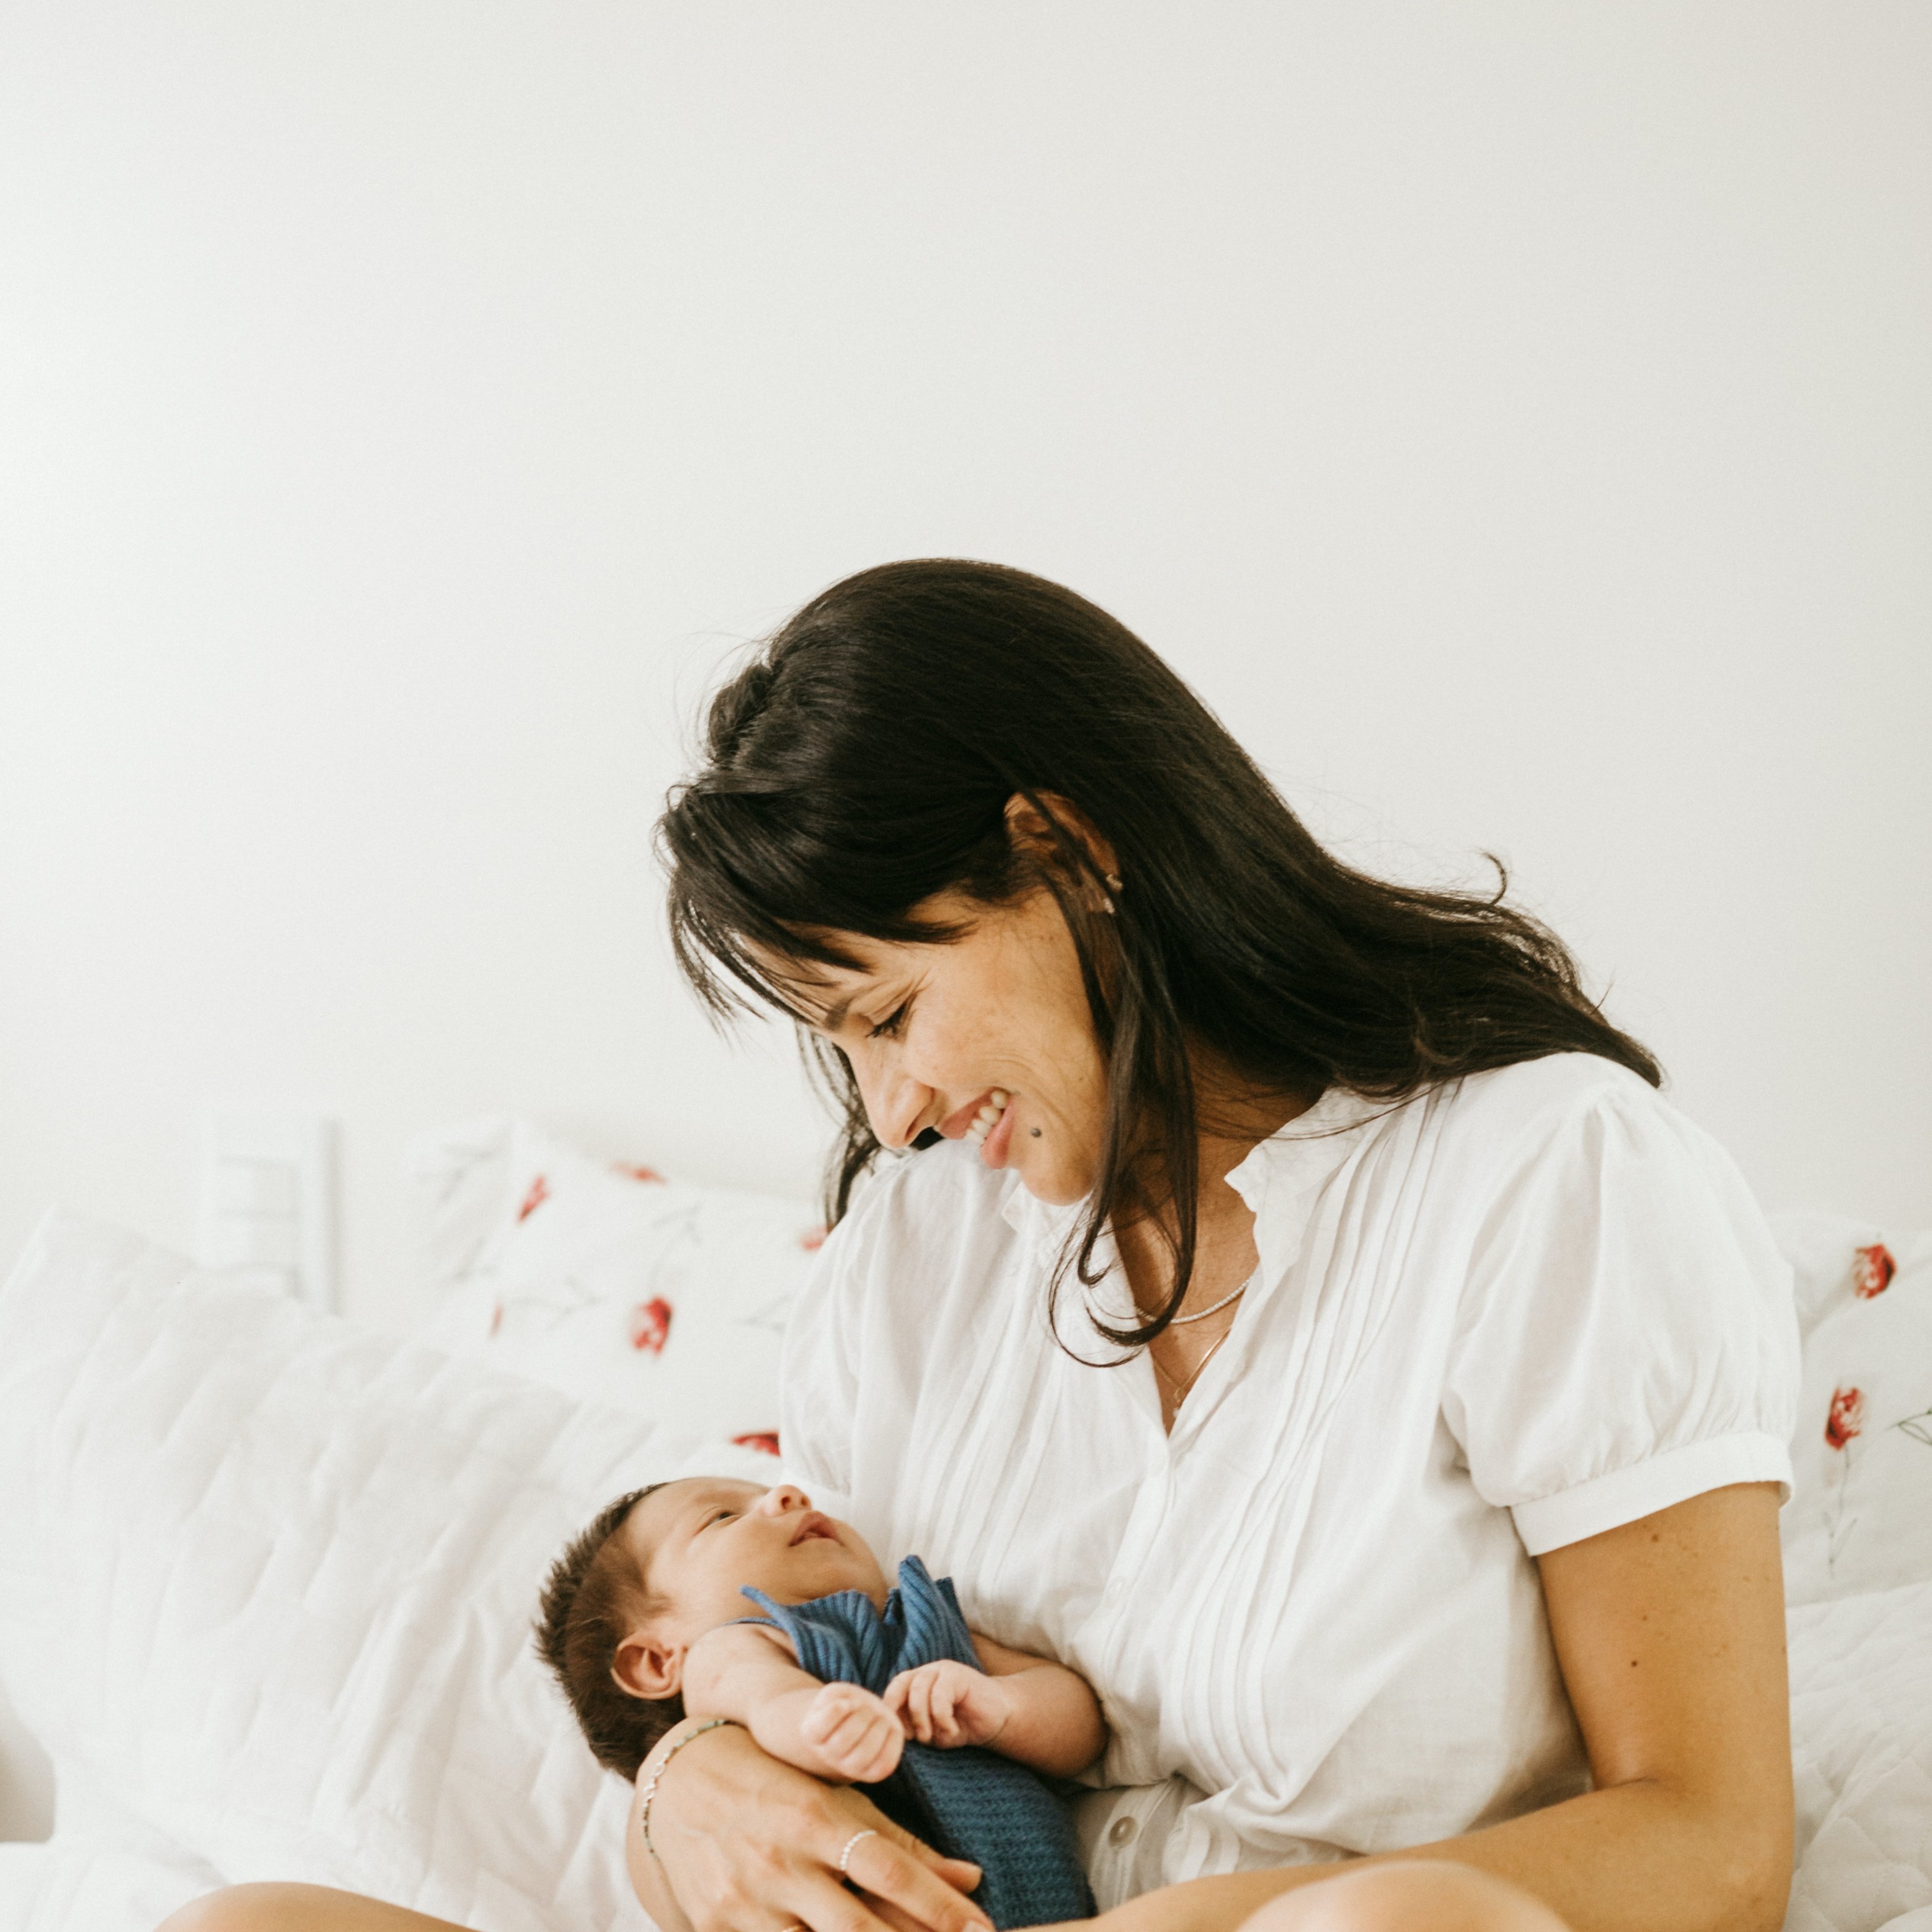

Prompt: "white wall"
[2,1,1927,1330]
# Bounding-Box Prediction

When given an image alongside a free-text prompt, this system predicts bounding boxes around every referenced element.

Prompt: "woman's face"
[784,884,1109,1206]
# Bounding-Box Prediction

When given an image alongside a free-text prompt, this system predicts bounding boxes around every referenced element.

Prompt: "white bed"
[0,1123,1927,1932]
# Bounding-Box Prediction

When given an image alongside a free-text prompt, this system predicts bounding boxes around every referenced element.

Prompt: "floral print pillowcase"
[1773,1210,1932,1606]
[413,1118,824,1453]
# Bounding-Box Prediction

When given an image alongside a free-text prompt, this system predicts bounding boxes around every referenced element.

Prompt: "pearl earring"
[1101,872,1123,916]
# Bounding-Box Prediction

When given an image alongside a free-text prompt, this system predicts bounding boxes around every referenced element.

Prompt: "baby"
[536,1476,1105,1929]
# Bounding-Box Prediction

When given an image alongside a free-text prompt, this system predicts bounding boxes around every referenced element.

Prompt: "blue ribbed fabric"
[739,1557,1095,1929]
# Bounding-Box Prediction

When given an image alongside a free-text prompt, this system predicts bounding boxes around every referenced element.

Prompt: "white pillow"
[0,1209,783,1931]
[407,1114,520,1300]
[1771,1212,1932,1608]
[413,1119,823,1451]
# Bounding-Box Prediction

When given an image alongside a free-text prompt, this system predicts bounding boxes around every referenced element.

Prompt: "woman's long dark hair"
[658,559,1659,1349]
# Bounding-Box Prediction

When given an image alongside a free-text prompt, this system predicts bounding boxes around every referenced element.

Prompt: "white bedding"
[1788,1582,1932,1932]
[1,1209,1928,1932]
[0,1213,776,1931]
[0,1778,224,1929]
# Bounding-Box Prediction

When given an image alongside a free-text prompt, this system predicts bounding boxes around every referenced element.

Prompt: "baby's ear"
[612,1628,681,1702]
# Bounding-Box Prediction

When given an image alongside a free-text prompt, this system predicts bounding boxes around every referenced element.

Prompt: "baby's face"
[624,1477,889,1647]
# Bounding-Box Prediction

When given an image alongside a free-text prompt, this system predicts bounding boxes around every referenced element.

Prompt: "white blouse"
[781,1055,1799,1905]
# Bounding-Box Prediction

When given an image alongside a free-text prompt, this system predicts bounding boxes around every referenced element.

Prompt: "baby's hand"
[797,1681,904,1783]
[883,1660,1012,1749]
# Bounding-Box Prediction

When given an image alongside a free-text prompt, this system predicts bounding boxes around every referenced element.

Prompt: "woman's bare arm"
[1084,1483,1793,1932]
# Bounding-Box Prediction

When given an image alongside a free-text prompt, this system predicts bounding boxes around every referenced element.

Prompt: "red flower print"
[732,1431,781,1457]
[615,1163,665,1185]
[629,1296,674,1354]
[517,1175,550,1222]
[1852,1244,1896,1300]
[800,1226,827,1252]
[1825,1386,1866,1451]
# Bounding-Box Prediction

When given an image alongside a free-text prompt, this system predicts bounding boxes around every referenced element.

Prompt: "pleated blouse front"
[781,1055,1798,1896]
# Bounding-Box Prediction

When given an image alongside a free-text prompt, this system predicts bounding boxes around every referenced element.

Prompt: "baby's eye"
[700,1508,737,1530]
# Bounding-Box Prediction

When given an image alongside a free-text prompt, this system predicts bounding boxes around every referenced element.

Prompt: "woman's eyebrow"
[788,987,863,1034]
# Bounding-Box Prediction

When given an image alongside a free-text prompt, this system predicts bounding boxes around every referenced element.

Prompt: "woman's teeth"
[964,1090,1011,1148]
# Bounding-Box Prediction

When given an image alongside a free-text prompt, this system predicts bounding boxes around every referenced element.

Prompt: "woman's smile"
[947,1088,1013,1163]
[972,1093,1017,1167]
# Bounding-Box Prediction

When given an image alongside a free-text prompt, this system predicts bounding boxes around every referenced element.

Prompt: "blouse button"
[1107,1815,1139,1847]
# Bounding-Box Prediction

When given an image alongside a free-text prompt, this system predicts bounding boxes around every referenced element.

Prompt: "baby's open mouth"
[789,1514,836,1546]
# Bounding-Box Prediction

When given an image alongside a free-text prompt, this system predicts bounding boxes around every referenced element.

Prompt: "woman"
[170,561,1796,1932]
[637,560,1796,1932]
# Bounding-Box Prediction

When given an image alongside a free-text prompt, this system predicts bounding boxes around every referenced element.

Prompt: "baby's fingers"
[881,1670,913,1717]
[822,1705,885,1756]
[858,1724,904,1782]
[806,1683,886,1746]
[836,1712,904,1783]
[906,1670,939,1743]
[928,1675,964,1744]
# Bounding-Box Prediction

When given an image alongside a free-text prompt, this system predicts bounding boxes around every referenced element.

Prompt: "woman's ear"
[612,1628,682,1702]
[1003,792,1119,893]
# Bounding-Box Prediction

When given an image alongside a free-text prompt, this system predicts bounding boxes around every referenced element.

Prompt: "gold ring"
[838,1828,877,1875]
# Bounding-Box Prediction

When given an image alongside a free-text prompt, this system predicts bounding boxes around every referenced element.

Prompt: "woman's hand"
[627,1717,991,1932]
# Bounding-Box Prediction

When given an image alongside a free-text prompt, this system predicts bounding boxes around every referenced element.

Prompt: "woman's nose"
[856,1057,932,1151]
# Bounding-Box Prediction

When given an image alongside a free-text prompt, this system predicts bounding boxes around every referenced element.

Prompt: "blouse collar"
[1225,1084,1386,1279]
[1000,1085,1388,1338]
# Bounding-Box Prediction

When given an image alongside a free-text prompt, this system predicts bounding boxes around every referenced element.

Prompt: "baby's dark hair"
[534,1483,684,1779]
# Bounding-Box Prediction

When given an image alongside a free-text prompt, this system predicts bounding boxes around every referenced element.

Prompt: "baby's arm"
[682,1622,902,1785]
[884,1632,1106,1778]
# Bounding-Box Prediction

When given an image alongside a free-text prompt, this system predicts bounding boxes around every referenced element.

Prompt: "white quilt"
[1788,1583,1932,1932]
[0,1213,777,1931]
[1,1210,1928,1932]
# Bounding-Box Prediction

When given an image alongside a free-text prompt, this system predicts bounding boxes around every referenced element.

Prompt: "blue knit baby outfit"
[739,1556,1095,1929]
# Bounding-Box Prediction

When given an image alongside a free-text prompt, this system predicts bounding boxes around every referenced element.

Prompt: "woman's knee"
[157,1886,308,1932]
[1238,1860,1571,1932]
[155,1883,463,1932]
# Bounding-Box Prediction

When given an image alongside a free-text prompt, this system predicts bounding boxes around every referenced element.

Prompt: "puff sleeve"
[1442,1071,1800,1556]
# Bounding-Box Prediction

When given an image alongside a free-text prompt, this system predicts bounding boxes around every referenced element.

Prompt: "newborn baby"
[537,1476,1103,1928]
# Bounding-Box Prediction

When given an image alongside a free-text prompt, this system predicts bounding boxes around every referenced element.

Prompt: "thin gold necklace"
[1151,1322,1235,1408]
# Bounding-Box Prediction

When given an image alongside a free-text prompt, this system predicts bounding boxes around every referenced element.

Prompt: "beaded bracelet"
[637,1717,741,1856]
